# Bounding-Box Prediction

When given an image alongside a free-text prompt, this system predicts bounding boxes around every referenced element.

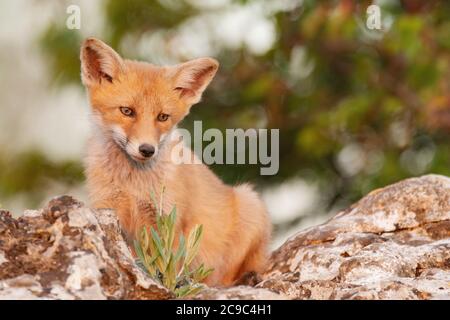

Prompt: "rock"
[258,174,450,300]
[0,196,172,300]
[0,175,448,300]
[191,286,287,300]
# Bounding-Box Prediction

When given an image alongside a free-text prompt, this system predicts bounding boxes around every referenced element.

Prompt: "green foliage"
[39,23,82,86]
[134,188,213,297]
[104,0,198,48]
[0,150,84,207]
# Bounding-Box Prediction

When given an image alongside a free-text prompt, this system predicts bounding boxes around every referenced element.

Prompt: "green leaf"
[185,225,203,266]
[150,226,165,258]
[174,234,186,263]
[175,284,205,298]
[166,206,177,250]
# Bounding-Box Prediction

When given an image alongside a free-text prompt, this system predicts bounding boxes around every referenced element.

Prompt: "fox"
[80,38,271,286]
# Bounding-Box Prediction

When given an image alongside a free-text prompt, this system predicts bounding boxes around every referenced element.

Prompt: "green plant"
[134,188,213,297]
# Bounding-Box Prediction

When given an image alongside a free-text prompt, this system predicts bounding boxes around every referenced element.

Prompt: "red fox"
[80,38,271,286]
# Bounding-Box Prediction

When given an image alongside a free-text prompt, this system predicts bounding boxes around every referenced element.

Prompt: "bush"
[134,188,213,297]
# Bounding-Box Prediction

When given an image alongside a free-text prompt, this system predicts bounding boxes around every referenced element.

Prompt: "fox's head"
[80,38,218,163]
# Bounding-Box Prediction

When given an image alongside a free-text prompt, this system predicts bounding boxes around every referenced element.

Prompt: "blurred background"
[0,0,449,247]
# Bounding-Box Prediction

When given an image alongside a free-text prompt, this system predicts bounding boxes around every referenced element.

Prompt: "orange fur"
[80,38,271,286]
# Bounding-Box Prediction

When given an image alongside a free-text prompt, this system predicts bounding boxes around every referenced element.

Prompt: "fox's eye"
[157,113,170,122]
[120,107,135,117]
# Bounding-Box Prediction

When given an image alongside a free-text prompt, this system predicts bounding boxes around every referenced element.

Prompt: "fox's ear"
[80,38,125,86]
[169,58,219,105]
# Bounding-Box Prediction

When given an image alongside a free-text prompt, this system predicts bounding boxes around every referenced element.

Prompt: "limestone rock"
[259,175,450,299]
[0,196,172,300]
[191,286,287,300]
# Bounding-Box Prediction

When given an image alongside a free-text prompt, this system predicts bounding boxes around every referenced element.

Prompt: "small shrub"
[134,188,213,297]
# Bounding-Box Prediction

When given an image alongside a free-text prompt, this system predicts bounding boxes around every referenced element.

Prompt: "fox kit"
[80,38,271,286]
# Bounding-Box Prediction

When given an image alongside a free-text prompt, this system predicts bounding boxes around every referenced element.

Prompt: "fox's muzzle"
[138,144,155,158]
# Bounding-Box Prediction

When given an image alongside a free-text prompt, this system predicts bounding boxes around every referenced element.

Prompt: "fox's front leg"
[133,200,158,237]
[94,197,159,260]
[92,194,137,242]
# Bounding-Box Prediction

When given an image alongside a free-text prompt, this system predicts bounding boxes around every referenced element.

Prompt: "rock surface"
[259,174,450,299]
[0,174,449,300]
[0,196,172,300]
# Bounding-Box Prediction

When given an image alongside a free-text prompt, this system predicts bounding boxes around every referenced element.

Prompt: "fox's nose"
[138,144,155,158]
